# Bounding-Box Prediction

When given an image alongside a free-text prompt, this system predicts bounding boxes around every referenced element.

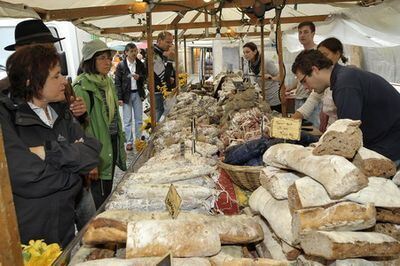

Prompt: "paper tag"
[165,184,182,219]
[156,253,172,266]
[270,117,301,141]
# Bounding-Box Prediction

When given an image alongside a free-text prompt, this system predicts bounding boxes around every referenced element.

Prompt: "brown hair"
[157,31,173,41]
[298,21,316,33]
[7,44,59,101]
[291,49,333,75]
[318,37,348,64]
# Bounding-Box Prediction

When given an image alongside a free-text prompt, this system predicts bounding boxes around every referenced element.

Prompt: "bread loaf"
[264,143,368,199]
[74,257,211,266]
[292,202,376,244]
[259,166,300,200]
[126,219,221,257]
[300,231,400,260]
[393,170,400,186]
[249,187,295,245]
[312,119,363,158]
[352,147,396,178]
[376,208,400,224]
[374,223,400,241]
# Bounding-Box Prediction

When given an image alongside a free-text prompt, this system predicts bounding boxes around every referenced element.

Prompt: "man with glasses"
[292,49,400,165]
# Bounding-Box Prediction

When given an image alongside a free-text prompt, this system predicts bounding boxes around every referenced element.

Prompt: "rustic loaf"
[254,216,286,260]
[329,258,400,266]
[312,119,363,158]
[83,210,263,245]
[213,258,293,266]
[300,231,400,260]
[126,219,221,258]
[289,177,400,212]
[264,143,368,199]
[249,186,295,245]
[393,170,400,186]
[74,257,211,266]
[259,166,300,200]
[374,223,400,241]
[376,208,400,224]
[352,147,396,178]
[292,202,376,244]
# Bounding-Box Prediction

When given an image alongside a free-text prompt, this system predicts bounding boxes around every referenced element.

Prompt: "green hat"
[82,39,115,61]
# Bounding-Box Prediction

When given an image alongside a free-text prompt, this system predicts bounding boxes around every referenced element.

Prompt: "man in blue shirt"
[292,49,400,164]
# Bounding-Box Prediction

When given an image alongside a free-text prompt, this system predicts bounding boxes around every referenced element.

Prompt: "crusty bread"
[300,231,400,260]
[292,202,376,244]
[259,166,300,200]
[126,219,221,258]
[312,119,363,158]
[264,143,368,199]
[352,147,396,178]
[376,208,400,224]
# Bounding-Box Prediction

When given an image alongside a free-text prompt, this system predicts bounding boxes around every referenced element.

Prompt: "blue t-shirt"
[331,64,400,161]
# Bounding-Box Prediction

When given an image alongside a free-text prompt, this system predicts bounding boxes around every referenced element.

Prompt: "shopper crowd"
[1,18,399,249]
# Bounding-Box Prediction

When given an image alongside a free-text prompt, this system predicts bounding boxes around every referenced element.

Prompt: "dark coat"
[115,58,146,103]
[0,93,101,247]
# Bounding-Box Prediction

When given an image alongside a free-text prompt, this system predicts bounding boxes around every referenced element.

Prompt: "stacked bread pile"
[249,119,400,265]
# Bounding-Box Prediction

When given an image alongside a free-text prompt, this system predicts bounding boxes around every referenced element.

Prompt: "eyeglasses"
[299,74,308,84]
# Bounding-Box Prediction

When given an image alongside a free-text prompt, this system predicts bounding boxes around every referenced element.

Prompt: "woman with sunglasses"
[73,40,126,209]
[291,37,348,132]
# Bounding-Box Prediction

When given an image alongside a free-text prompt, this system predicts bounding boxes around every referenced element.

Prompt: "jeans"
[122,91,143,144]
[75,186,96,231]
[155,93,164,122]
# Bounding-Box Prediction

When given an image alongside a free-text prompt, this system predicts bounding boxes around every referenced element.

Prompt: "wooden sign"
[270,117,301,141]
[156,253,172,266]
[165,184,182,219]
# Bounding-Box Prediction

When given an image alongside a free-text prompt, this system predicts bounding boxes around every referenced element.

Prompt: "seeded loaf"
[312,119,363,158]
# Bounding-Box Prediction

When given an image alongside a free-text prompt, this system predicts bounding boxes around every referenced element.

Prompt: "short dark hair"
[298,21,316,33]
[79,50,112,75]
[291,49,333,75]
[7,44,59,101]
[157,31,173,41]
[318,37,348,64]
[124,42,137,53]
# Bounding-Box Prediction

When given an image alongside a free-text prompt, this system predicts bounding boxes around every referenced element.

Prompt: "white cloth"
[28,102,58,128]
[127,59,138,91]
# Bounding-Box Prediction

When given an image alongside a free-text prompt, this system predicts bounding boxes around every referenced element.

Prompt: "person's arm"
[296,91,323,119]
[114,63,124,106]
[0,107,101,199]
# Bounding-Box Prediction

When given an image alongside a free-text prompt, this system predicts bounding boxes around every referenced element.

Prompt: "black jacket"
[0,93,101,247]
[115,58,146,103]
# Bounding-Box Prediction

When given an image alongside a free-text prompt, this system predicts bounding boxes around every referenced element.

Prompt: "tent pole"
[146,11,156,128]
[174,28,180,94]
[184,36,187,73]
[0,128,24,266]
[277,22,287,117]
[260,23,266,101]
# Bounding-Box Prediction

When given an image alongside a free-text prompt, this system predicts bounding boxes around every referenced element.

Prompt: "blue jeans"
[122,91,143,144]
[155,93,164,122]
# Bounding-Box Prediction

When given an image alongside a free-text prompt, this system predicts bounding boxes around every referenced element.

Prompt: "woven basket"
[218,161,263,191]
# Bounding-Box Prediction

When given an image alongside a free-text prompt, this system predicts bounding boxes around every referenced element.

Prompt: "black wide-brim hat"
[4,19,65,51]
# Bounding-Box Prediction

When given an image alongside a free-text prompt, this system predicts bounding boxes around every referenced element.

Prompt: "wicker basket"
[218,161,263,191]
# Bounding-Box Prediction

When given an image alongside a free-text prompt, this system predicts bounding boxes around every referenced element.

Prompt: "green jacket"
[73,74,127,180]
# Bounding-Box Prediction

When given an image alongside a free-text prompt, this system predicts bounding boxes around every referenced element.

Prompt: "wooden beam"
[178,11,202,39]
[145,12,156,128]
[171,11,187,25]
[102,15,328,34]
[260,23,266,101]
[182,31,269,40]
[0,128,24,266]
[174,28,180,94]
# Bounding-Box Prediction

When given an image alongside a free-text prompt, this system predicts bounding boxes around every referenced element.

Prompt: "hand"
[87,167,99,181]
[70,96,87,117]
[118,100,124,106]
[291,111,303,120]
[170,77,175,85]
[132,73,139,80]
[29,146,45,160]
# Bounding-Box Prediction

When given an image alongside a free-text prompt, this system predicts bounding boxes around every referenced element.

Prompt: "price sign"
[156,253,172,266]
[270,117,301,141]
[165,184,182,219]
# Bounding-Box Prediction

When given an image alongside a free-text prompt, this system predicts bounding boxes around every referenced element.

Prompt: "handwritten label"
[165,184,182,219]
[270,117,301,141]
[156,253,172,266]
